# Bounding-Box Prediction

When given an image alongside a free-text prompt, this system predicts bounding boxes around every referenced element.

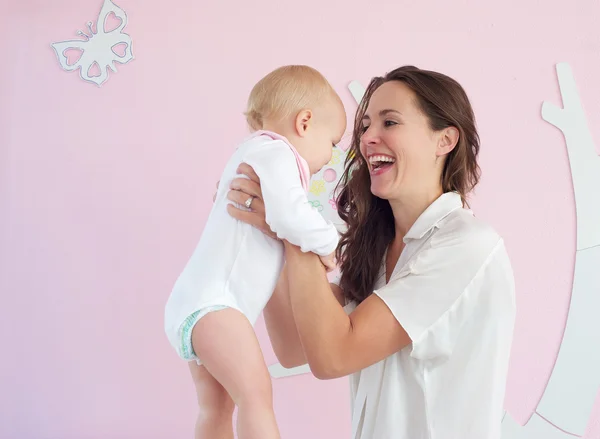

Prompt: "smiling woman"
[336,66,482,305]
[227,65,516,439]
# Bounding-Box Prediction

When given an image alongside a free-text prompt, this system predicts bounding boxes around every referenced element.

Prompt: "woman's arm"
[225,164,344,368]
[226,164,409,378]
[263,264,347,368]
[284,242,411,380]
[263,264,307,368]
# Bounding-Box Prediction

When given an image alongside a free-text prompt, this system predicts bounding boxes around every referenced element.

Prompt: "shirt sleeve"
[328,269,356,315]
[374,230,505,361]
[242,139,339,256]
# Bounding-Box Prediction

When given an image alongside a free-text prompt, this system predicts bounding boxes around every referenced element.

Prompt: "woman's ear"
[436,126,459,157]
[294,109,313,137]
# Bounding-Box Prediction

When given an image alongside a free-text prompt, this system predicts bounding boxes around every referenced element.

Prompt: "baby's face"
[304,99,347,175]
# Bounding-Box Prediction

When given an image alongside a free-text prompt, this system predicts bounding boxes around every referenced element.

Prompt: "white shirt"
[340,192,516,439]
[164,131,339,342]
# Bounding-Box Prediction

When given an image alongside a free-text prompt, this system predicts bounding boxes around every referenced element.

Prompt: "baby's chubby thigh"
[227,226,284,325]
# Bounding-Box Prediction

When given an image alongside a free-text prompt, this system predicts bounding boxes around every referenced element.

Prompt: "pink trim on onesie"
[249,130,311,191]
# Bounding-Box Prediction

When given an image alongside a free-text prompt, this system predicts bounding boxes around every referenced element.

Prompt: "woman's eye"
[384,120,397,127]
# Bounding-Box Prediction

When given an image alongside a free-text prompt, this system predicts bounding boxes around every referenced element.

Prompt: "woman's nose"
[361,126,380,145]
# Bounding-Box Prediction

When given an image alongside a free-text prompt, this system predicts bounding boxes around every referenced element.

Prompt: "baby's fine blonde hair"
[245,65,336,131]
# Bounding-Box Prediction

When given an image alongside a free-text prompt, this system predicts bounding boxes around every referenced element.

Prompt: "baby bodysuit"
[164,130,339,356]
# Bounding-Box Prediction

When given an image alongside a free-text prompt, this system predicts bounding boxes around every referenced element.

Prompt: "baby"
[164,65,347,439]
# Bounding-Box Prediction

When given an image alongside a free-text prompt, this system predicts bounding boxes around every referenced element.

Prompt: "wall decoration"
[51,0,134,87]
[305,144,349,234]
[502,63,600,437]
[348,80,366,106]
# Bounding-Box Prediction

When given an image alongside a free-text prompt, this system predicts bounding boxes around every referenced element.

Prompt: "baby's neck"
[261,122,302,149]
[261,121,311,170]
[262,122,292,139]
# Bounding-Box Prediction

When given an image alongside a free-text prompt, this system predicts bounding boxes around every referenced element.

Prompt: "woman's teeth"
[369,155,395,170]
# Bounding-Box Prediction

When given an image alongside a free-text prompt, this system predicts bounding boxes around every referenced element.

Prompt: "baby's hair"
[245,65,335,131]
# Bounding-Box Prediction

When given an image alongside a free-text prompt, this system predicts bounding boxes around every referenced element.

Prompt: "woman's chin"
[370,184,391,200]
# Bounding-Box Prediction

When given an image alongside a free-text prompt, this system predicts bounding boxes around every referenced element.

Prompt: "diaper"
[176,305,229,365]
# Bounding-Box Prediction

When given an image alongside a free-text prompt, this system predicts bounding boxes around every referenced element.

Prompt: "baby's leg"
[188,362,234,439]
[192,307,280,439]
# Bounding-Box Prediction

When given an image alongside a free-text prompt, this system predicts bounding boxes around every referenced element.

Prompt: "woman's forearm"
[284,242,353,379]
[263,264,307,368]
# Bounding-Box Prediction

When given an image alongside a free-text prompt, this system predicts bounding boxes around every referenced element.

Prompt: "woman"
[225,65,516,439]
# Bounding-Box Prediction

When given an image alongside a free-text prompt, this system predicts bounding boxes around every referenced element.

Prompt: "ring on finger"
[244,196,254,209]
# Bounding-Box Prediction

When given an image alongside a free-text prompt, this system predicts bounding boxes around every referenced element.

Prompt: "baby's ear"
[294,109,314,137]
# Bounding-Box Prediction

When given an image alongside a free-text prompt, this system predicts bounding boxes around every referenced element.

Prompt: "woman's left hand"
[226,163,279,240]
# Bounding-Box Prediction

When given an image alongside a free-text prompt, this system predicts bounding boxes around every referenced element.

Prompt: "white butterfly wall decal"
[51,0,134,87]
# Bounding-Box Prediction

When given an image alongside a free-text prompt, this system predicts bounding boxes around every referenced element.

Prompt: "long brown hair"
[335,65,481,304]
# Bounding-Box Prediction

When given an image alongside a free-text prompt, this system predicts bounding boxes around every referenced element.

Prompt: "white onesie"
[164,130,339,363]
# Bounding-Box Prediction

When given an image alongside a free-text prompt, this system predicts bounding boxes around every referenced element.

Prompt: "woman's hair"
[245,65,334,131]
[335,65,481,304]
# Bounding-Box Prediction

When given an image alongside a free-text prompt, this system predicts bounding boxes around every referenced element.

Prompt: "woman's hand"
[226,163,279,240]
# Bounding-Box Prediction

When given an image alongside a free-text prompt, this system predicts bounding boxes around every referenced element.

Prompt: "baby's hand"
[319,252,337,272]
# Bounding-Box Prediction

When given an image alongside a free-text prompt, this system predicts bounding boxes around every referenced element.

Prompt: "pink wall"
[1,0,600,437]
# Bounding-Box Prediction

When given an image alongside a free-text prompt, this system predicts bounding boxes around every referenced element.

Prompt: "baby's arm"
[242,140,339,258]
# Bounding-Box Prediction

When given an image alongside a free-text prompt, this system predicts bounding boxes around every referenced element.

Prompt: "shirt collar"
[404,192,464,241]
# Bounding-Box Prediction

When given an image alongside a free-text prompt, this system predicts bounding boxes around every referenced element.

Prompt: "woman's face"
[359,81,444,202]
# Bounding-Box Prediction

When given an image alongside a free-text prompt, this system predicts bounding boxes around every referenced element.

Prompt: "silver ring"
[244,196,254,209]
